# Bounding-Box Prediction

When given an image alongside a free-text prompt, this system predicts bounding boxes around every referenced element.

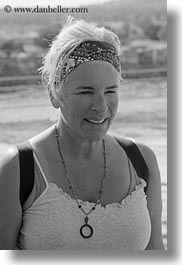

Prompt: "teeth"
[87,118,106,124]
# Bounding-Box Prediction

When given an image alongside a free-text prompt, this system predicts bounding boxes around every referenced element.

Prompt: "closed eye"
[105,85,118,94]
[105,90,117,94]
[78,91,93,95]
[79,90,116,95]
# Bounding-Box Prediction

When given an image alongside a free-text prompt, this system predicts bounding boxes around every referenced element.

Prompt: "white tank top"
[16,153,151,250]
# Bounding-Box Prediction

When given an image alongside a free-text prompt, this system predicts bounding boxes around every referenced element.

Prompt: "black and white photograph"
[0,0,167,252]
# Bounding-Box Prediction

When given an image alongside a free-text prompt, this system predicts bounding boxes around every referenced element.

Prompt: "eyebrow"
[105,85,118,89]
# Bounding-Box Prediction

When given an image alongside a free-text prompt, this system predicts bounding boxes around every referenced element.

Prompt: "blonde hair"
[39,17,121,98]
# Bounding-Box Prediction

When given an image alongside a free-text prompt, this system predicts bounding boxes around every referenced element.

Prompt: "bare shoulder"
[29,125,56,156]
[136,142,162,194]
[135,142,161,195]
[0,145,20,199]
[29,125,55,144]
[0,145,19,176]
[136,143,158,168]
[0,146,22,249]
[135,142,165,249]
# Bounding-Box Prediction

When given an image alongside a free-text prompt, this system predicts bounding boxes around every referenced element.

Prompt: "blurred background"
[0,0,167,249]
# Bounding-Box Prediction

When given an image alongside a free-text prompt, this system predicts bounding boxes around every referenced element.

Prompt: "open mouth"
[84,118,107,125]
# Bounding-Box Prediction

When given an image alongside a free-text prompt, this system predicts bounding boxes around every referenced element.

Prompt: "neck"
[55,119,103,161]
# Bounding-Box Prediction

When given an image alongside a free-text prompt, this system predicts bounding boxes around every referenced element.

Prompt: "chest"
[43,150,132,206]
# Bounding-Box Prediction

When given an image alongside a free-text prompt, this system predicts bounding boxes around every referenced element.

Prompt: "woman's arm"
[137,143,165,250]
[0,147,22,249]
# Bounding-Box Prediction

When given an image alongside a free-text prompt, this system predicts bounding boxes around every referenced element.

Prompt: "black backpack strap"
[16,141,35,207]
[114,137,149,193]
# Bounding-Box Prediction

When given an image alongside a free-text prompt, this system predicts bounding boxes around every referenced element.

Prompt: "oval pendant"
[80,223,93,238]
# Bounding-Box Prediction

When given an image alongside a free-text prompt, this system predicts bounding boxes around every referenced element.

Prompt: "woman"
[0,18,165,250]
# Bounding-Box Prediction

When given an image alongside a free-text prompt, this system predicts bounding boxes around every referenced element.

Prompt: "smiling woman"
[0,17,165,250]
[58,61,119,142]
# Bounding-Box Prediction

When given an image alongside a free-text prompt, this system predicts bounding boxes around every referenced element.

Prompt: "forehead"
[62,60,119,89]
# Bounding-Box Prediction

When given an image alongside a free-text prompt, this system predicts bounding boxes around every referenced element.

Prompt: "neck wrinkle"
[56,120,103,161]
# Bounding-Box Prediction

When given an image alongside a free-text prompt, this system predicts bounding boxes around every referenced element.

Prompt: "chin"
[81,118,111,142]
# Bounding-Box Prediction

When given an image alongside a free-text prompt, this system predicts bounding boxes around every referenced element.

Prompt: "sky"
[0,0,112,8]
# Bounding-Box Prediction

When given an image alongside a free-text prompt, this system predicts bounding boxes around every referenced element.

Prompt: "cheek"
[108,94,119,114]
[71,96,88,112]
[62,96,88,120]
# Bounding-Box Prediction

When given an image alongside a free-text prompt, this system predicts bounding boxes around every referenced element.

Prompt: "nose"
[90,93,108,113]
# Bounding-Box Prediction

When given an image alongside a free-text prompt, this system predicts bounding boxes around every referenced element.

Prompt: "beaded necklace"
[55,125,107,238]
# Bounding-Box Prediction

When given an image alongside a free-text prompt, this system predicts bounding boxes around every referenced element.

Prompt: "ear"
[48,87,60,109]
[50,96,60,109]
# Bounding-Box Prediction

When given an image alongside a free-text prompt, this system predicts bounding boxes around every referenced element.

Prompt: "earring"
[49,91,60,109]
[48,87,60,109]
[51,97,60,109]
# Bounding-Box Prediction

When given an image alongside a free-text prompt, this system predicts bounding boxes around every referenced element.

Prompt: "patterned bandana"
[54,40,121,84]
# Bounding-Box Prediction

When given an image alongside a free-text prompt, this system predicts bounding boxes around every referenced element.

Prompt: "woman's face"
[58,60,120,142]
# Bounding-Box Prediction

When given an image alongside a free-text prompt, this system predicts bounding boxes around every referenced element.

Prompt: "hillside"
[0,0,166,35]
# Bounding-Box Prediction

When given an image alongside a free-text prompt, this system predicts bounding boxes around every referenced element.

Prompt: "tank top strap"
[32,152,49,188]
[126,156,140,195]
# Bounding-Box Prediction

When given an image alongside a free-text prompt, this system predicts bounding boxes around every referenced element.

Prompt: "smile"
[85,118,107,124]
